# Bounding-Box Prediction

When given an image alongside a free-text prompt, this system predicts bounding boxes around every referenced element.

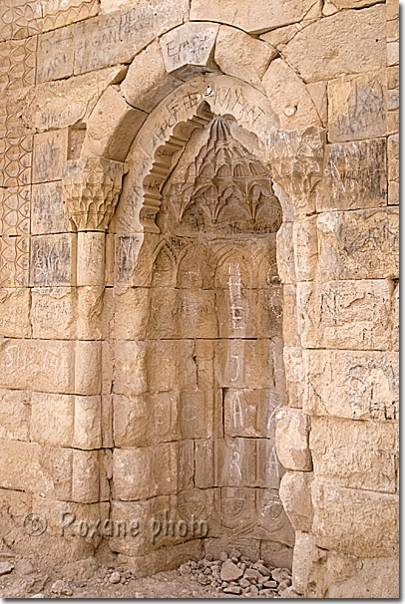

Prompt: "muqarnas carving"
[164,117,282,234]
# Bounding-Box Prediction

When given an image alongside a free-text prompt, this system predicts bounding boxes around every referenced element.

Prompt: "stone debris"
[0,562,14,576]
[178,552,294,597]
[50,580,73,596]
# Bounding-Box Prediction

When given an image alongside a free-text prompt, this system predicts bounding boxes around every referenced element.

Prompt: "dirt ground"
[0,552,294,599]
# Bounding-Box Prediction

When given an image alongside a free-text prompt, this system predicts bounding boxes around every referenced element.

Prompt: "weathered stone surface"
[32,129,68,183]
[72,449,100,503]
[276,223,296,284]
[161,22,219,79]
[31,287,76,339]
[387,133,399,205]
[75,341,102,395]
[311,417,398,493]
[328,71,387,142]
[73,0,188,75]
[221,559,244,581]
[37,27,75,84]
[327,557,399,599]
[283,5,386,82]
[316,139,387,211]
[215,26,275,88]
[0,38,37,91]
[283,346,305,409]
[31,234,74,286]
[317,208,399,280]
[31,181,69,235]
[0,339,75,394]
[275,407,311,471]
[113,444,177,500]
[23,66,127,132]
[81,86,147,161]
[304,350,399,422]
[311,480,399,558]
[262,59,320,130]
[31,392,74,447]
[74,396,102,449]
[122,41,180,112]
[279,471,313,533]
[0,389,30,442]
[293,216,317,281]
[190,0,321,34]
[0,288,30,338]
[297,279,393,351]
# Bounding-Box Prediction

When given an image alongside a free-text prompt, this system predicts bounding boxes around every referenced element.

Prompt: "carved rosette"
[267,126,326,214]
[62,158,127,231]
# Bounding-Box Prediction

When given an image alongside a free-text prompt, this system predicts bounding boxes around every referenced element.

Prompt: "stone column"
[267,127,325,592]
[62,157,127,504]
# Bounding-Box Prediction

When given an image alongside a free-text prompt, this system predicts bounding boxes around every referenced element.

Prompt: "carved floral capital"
[267,126,326,215]
[62,158,127,231]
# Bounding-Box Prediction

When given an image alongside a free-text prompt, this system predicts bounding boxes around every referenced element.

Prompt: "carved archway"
[62,64,325,575]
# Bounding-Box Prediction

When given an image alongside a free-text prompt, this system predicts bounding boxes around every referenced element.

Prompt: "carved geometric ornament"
[167,117,275,226]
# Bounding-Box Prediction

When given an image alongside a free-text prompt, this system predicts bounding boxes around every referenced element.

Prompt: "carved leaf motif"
[61,158,127,231]
[267,126,326,213]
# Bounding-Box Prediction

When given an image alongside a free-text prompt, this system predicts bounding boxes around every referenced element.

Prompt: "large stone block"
[32,129,69,183]
[311,480,399,558]
[262,59,321,130]
[37,27,75,84]
[0,338,75,394]
[304,349,399,422]
[388,133,399,205]
[317,208,399,280]
[190,0,321,34]
[112,287,149,340]
[279,471,314,532]
[31,234,75,287]
[146,340,197,393]
[118,540,203,577]
[122,40,180,112]
[31,287,76,339]
[283,5,386,82]
[113,341,148,397]
[24,66,127,132]
[316,139,387,211]
[113,444,177,500]
[75,341,102,396]
[161,22,219,80]
[297,279,393,351]
[31,181,69,235]
[0,288,30,338]
[276,222,296,284]
[215,338,285,391]
[224,389,282,439]
[275,407,312,471]
[327,556,399,599]
[72,450,100,503]
[328,71,387,142]
[74,396,102,449]
[0,389,30,442]
[310,417,398,493]
[113,392,179,448]
[293,216,318,281]
[73,0,188,75]
[283,346,305,409]
[215,26,275,88]
[81,86,147,161]
[31,392,75,447]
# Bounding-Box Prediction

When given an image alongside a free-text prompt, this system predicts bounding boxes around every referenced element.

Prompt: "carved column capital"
[267,126,326,215]
[62,158,127,231]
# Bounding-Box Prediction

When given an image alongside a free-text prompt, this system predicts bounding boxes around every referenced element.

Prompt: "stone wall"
[0,0,398,597]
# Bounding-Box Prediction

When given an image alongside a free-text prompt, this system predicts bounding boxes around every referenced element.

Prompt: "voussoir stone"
[215,26,276,88]
[190,0,321,34]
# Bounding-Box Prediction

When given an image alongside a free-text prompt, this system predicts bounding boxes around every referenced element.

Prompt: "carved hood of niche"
[162,116,281,235]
